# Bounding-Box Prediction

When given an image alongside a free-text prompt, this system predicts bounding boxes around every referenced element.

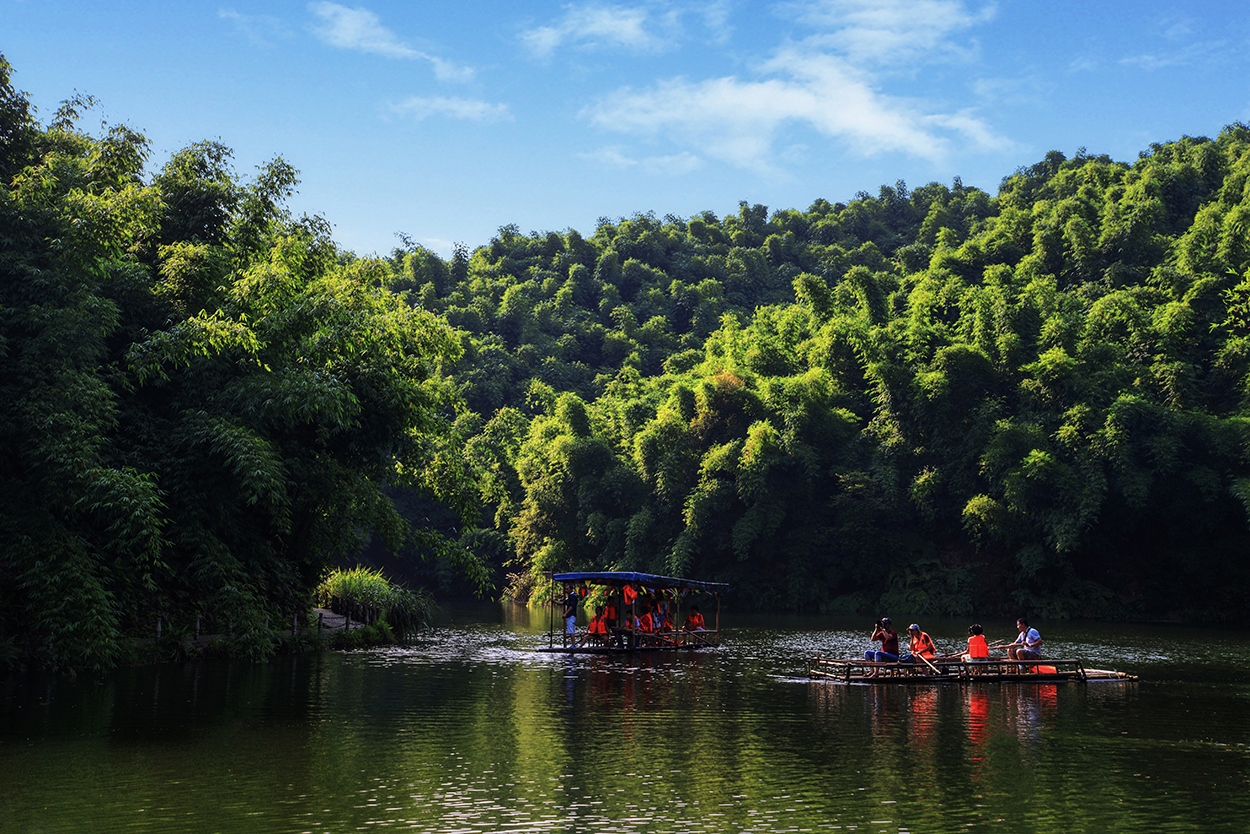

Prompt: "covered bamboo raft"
[537,570,727,654]
[808,656,1139,684]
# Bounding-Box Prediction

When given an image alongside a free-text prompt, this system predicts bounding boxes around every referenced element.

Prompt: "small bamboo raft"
[808,656,1138,684]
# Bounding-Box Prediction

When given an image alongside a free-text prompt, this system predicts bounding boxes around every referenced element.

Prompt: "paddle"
[910,632,942,674]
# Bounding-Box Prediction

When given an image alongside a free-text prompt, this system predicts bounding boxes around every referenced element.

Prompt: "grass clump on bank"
[317,566,437,638]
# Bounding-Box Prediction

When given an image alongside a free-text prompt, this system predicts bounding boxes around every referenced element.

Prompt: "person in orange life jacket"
[683,605,706,631]
[962,624,989,662]
[636,603,654,633]
[901,624,936,663]
[577,605,609,646]
[865,617,899,662]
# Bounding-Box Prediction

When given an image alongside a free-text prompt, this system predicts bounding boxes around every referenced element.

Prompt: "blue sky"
[5,1,1250,256]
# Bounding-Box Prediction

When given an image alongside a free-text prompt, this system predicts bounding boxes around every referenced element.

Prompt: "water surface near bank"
[2,606,1247,833]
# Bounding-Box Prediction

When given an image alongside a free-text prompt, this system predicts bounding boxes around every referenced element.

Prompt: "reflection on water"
[2,609,1249,833]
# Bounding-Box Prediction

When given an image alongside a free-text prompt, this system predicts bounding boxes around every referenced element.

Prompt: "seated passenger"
[578,605,609,646]
[683,605,706,631]
[903,623,936,663]
[654,595,673,631]
[637,604,654,633]
[864,617,899,663]
[962,624,989,662]
[1007,618,1043,660]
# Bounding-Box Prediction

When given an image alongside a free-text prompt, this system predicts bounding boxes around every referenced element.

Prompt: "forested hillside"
[5,54,1250,670]
[408,131,1250,622]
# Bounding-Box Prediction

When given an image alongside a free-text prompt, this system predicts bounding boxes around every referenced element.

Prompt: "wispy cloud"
[581,145,704,174]
[1119,13,1232,71]
[391,96,512,123]
[521,3,679,58]
[972,75,1046,106]
[584,1,1007,172]
[308,2,474,81]
[699,0,734,45]
[1119,43,1226,70]
[219,8,290,46]
[781,0,996,66]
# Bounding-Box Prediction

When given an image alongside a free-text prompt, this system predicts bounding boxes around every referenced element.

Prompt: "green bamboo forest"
[6,56,1250,671]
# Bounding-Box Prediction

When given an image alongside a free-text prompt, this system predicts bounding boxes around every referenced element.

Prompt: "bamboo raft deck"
[536,629,720,654]
[808,656,1138,684]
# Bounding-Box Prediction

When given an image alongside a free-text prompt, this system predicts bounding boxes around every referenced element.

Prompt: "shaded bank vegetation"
[0,59,475,671]
[5,56,1250,669]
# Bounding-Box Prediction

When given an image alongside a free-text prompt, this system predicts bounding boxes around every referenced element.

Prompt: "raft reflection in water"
[809,680,1065,760]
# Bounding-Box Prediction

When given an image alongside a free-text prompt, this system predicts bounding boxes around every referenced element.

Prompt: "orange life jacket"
[967,634,988,659]
[588,615,607,635]
[623,585,637,604]
[912,631,935,658]
[685,612,705,630]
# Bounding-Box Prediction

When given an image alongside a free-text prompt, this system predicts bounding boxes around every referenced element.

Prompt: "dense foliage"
[7,53,1250,672]
[407,137,1250,622]
[0,59,475,670]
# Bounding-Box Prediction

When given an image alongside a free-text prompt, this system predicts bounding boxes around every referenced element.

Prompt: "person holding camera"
[864,617,899,662]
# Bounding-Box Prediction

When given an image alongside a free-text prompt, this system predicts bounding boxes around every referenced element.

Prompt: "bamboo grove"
[6,58,1250,669]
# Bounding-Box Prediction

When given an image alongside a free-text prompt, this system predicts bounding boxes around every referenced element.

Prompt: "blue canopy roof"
[552,571,728,593]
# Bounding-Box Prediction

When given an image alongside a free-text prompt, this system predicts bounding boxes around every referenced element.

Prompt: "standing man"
[561,585,580,639]
[1007,618,1043,660]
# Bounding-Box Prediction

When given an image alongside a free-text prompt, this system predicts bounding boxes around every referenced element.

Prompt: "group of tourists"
[561,583,709,647]
[864,617,1043,667]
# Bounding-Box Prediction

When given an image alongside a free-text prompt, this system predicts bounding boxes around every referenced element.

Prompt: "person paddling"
[904,624,936,663]
[1007,618,1043,660]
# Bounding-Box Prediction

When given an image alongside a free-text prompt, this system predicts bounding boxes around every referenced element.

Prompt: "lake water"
[2,606,1248,833]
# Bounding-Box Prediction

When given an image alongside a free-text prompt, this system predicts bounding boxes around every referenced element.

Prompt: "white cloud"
[1068,55,1099,73]
[584,0,1005,171]
[581,145,704,174]
[521,3,677,58]
[699,0,733,44]
[1120,39,1227,71]
[781,0,996,66]
[220,8,289,45]
[308,2,474,81]
[587,50,1003,171]
[391,96,512,123]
